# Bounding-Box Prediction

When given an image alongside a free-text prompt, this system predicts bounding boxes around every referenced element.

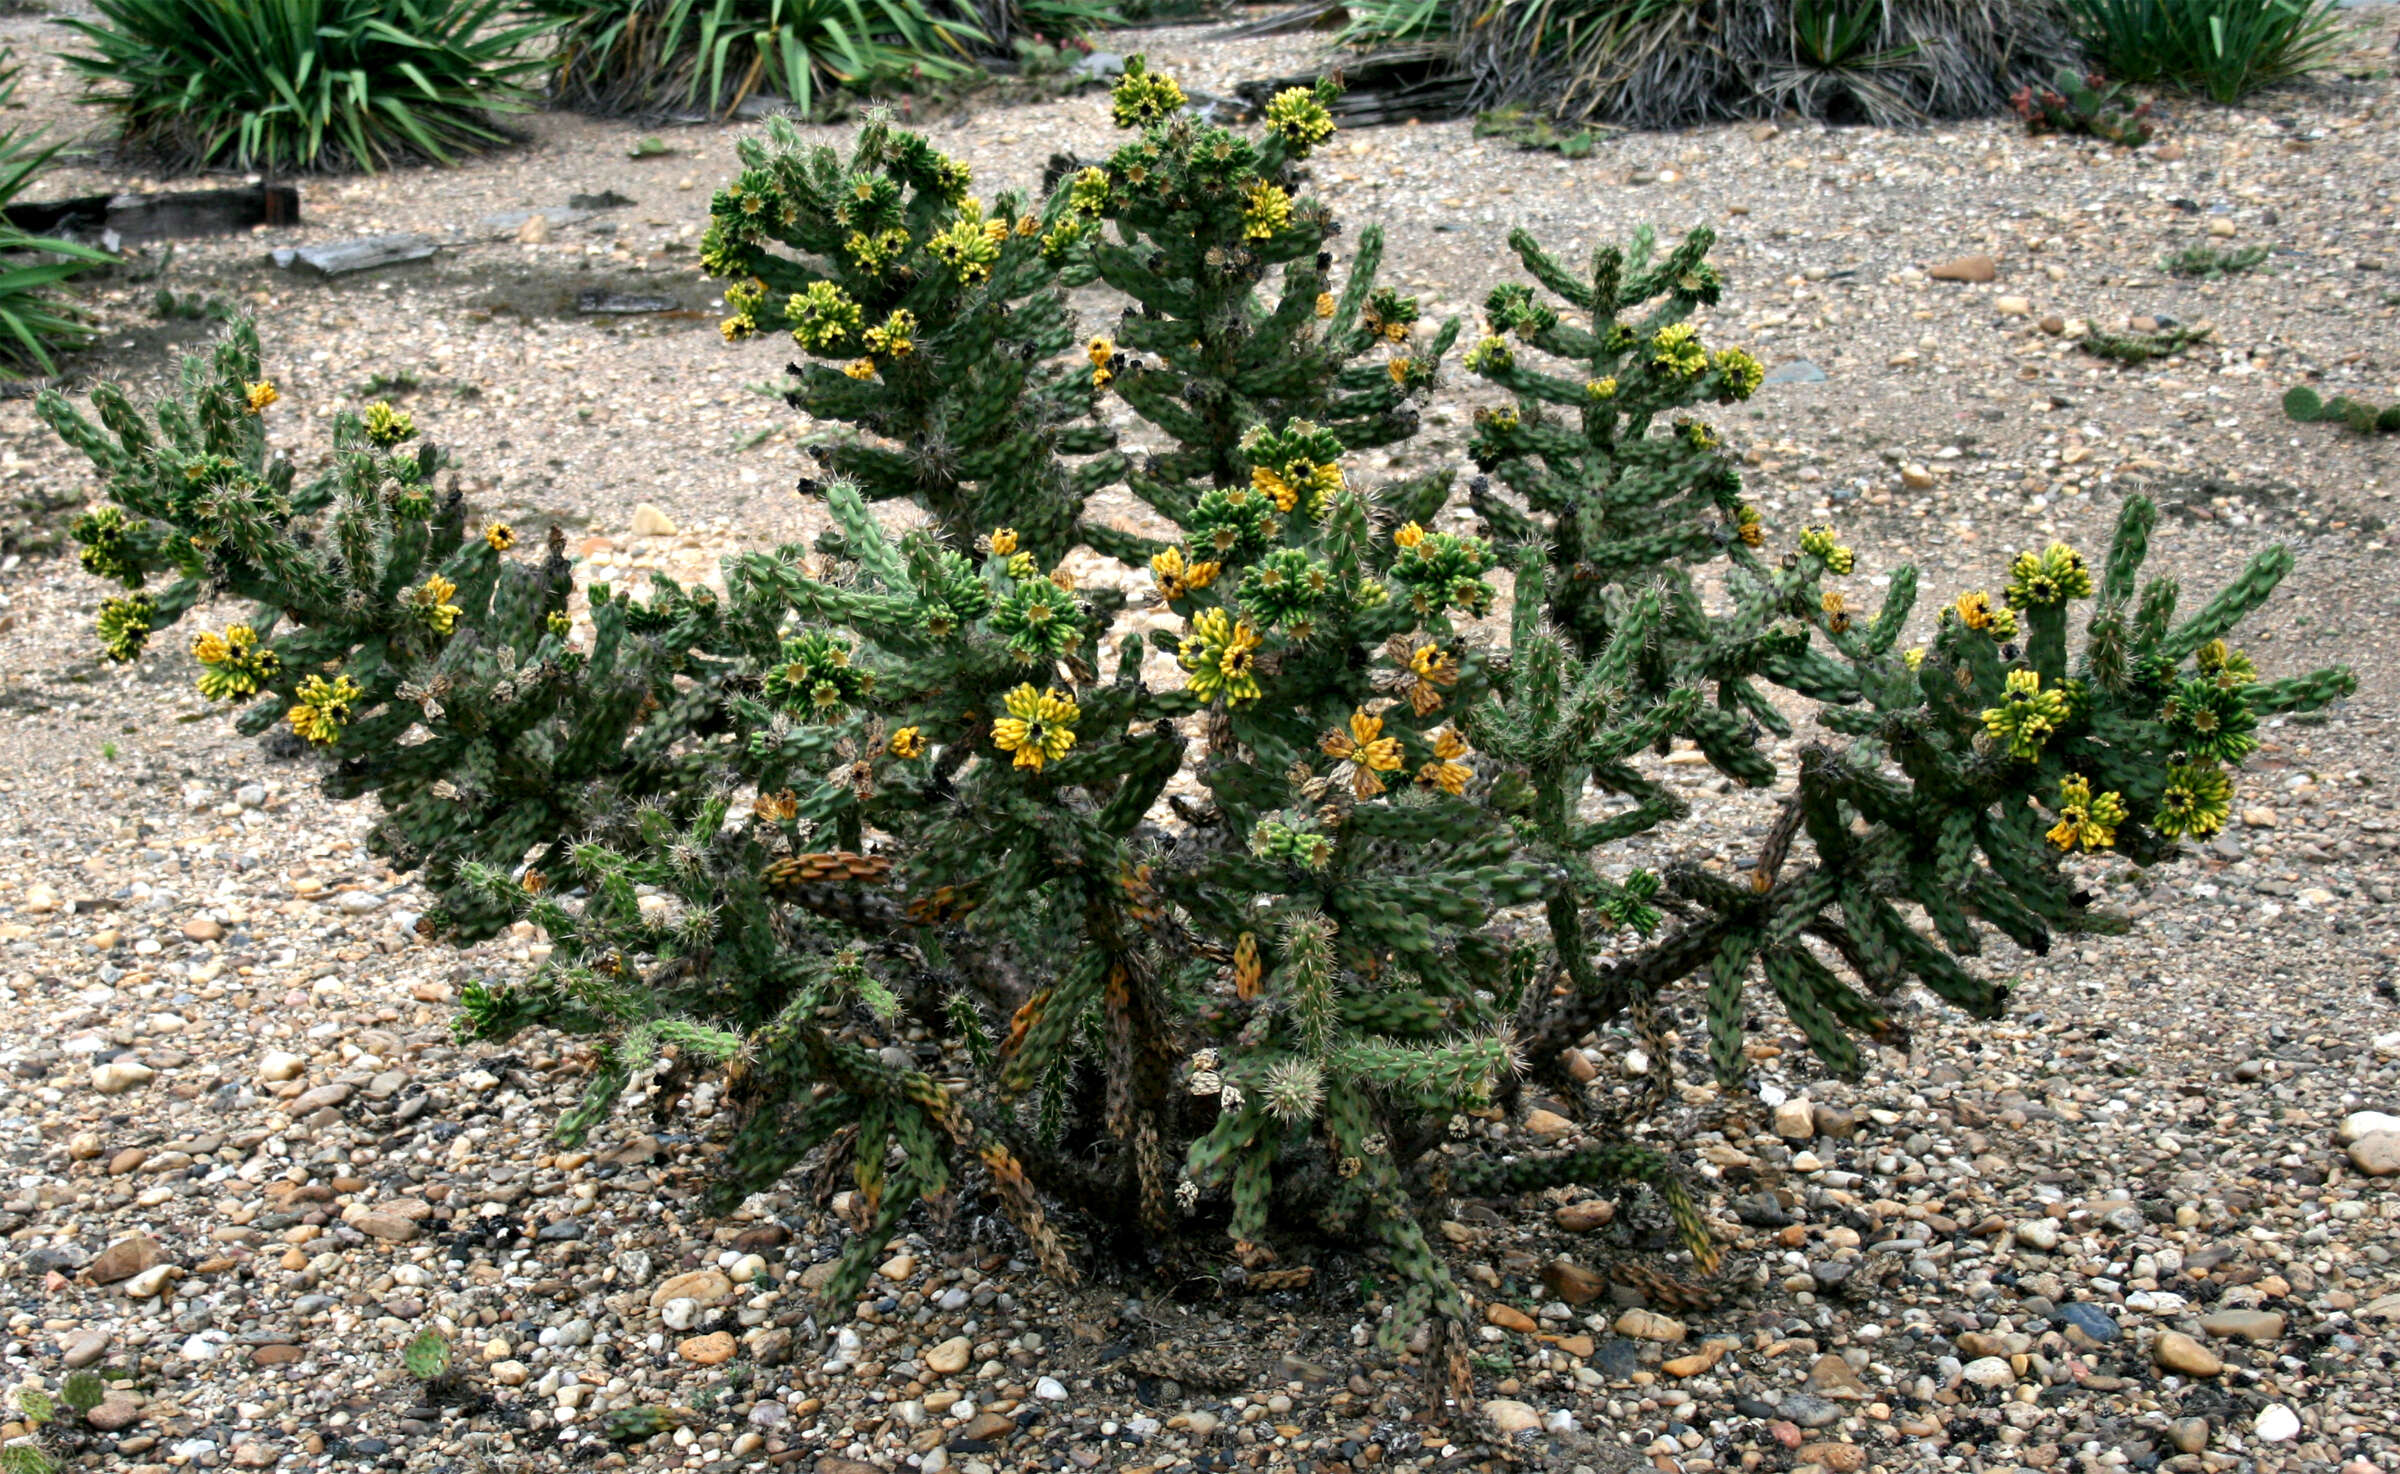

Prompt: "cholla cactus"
[1058,59,1458,564]
[1464,224,2353,1099]
[41,59,2353,1388]
[703,113,1120,559]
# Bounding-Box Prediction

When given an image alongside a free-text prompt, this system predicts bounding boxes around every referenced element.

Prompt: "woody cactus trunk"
[45,63,2352,1373]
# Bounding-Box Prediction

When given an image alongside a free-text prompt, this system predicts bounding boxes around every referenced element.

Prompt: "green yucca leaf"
[57,0,558,173]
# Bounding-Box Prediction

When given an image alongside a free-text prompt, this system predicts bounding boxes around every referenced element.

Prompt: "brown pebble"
[677,1331,738,1366]
[1929,254,1998,283]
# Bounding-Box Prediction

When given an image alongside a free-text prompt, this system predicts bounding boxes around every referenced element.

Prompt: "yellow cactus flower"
[990,684,1079,772]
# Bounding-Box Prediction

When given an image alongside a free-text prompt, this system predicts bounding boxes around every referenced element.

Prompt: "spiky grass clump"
[1429,0,2080,127]
[2059,0,2348,103]
[59,0,553,173]
[0,51,109,378]
[529,0,989,117]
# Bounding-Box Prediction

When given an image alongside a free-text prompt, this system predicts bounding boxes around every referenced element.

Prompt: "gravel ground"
[4,10,2400,1474]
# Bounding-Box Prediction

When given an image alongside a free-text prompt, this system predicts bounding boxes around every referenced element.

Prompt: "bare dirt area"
[2,8,2400,1474]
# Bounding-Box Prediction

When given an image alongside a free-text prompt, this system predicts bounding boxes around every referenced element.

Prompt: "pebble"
[86,1394,145,1431]
[2198,1308,2284,1342]
[1960,1356,2016,1390]
[1928,254,1997,283]
[2055,1302,2118,1342]
[2338,1109,2400,1143]
[632,502,679,537]
[2169,1418,2210,1454]
[1482,1399,1542,1435]
[2348,1131,2400,1176]
[1613,1308,1685,1343]
[1799,1442,1867,1473]
[258,1049,306,1082]
[677,1331,737,1365]
[1554,1199,1615,1231]
[1522,1107,1573,1136]
[1487,1302,1539,1334]
[926,1336,973,1375]
[61,1327,109,1367]
[649,1269,733,1308]
[86,1234,162,1284]
[91,1059,155,1094]
[1773,1097,1817,1139]
[2013,1217,2061,1251]
[2152,1332,2222,1377]
[2253,1404,2301,1443]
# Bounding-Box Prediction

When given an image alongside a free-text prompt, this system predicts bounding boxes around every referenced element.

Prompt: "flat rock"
[346,1210,419,1242]
[282,234,438,277]
[2199,1309,2285,1342]
[678,1331,738,1365]
[649,1269,733,1309]
[87,1234,162,1284]
[577,289,683,315]
[61,1326,110,1368]
[86,1393,145,1431]
[285,1082,351,1113]
[2153,1331,2222,1377]
[1929,254,1998,283]
[1805,1352,1871,1398]
[1762,359,1828,385]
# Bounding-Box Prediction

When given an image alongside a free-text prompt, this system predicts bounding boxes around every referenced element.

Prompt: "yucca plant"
[2058,0,2348,102]
[1440,0,2078,127]
[57,0,556,173]
[534,0,986,117]
[0,50,109,379]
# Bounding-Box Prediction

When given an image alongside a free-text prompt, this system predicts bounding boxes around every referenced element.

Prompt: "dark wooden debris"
[3,183,301,247]
[1230,46,1471,127]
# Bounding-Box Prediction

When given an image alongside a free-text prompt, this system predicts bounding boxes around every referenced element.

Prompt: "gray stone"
[283,234,439,277]
[2056,1303,2119,1342]
[61,1326,111,1368]
[1779,1393,1842,1429]
[1762,359,1828,385]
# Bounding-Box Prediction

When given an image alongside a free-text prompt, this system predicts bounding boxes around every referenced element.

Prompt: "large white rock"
[92,1060,155,1095]
[2337,1111,2400,1145]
